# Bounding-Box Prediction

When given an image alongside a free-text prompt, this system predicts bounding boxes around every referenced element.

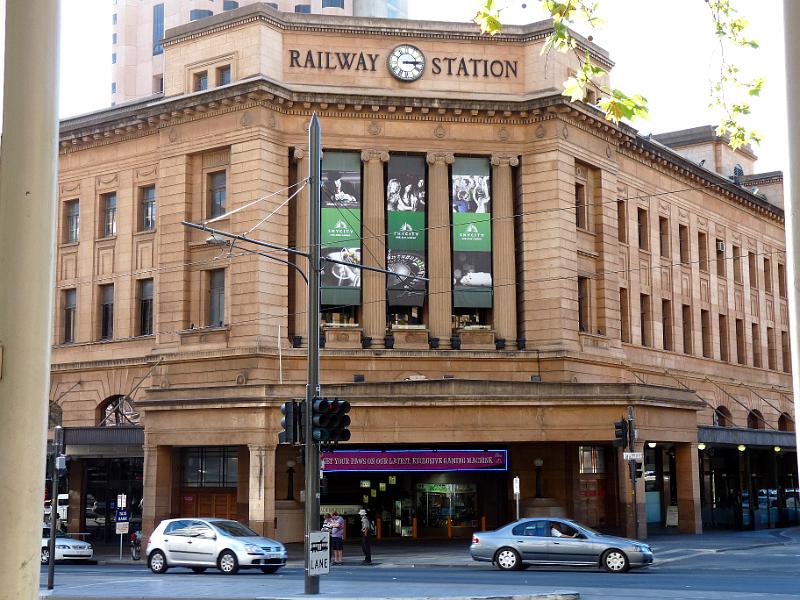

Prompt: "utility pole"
[627,405,638,539]
[304,113,322,595]
[47,426,64,590]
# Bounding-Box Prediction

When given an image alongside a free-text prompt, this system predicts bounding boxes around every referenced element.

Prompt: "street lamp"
[206,236,308,284]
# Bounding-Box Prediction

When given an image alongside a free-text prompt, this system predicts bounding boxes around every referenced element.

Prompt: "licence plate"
[267,553,281,559]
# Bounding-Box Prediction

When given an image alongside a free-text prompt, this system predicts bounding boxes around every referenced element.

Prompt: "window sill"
[179,326,229,347]
[60,241,79,248]
[134,229,156,237]
[96,235,117,242]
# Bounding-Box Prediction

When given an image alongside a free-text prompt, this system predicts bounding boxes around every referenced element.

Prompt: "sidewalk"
[91,527,800,568]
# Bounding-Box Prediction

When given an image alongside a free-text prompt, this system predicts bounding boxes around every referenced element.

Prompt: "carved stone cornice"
[360,149,389,163]
[426,152,454,166]
[491,155,520,168]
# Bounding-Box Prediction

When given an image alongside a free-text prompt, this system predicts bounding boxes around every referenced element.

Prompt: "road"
[39,537,800,600]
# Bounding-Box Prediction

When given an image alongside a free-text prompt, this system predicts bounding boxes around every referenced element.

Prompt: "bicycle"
[130,530,142,560]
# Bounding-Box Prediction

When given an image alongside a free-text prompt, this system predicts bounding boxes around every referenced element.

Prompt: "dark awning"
[698,425,796,449]
[63,426,144,446]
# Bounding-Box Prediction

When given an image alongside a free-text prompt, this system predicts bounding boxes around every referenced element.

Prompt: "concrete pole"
[0,1,61,598]
[783,1,800,469]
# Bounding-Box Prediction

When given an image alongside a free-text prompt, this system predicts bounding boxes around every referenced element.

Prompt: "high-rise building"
[111,0,408,104]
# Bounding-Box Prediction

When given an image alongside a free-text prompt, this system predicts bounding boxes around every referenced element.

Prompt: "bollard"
[481,515,486,531]
[376,517,382,540]
[447,517,452,539]
[412,517,417,538]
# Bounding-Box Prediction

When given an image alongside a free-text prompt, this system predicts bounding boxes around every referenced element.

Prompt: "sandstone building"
[53,4,797,543]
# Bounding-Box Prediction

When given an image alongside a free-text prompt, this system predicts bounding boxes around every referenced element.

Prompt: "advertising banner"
[321,152,362,306]
[451,157,492,307]
[386,155,427,306]
[320,449,508,472]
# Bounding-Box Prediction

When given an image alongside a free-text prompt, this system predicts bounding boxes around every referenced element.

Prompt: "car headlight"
[55,545,70,549]
[244,544,263,554]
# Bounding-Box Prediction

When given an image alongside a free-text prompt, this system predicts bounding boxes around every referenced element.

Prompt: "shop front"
[320,449,509,538]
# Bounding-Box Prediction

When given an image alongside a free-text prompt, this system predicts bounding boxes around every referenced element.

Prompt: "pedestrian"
[329,510,345,565]
[358,508,372,564]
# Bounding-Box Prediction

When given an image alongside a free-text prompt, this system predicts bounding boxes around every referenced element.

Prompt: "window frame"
[207,170,227,218]
[208,269,226,327]
[99,284,115,340]
[64,199,80,244]
[63,288,77,344]
[101,192,117,238]
[637,207,649,251]
[138,278,154,336]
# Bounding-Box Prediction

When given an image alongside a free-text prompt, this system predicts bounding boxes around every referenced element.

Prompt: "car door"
[183,521,218,565]
[510,520,550,562]
[546,521,597,565]
[162,520,193,563]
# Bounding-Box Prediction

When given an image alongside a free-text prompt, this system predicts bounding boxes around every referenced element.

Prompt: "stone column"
[292,148,309,343]
[491,155,519,346]
[67,459,85,534]
[248,444,277,537]
[142,444,174,538]
[426,152,454,346]
[361,150,389,346]
[675,442,703,534]
[616,442,648,538]
[0,1,60,595]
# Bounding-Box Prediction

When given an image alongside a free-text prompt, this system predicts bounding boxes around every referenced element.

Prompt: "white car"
[41,526,93,564]
[146,518,287,575]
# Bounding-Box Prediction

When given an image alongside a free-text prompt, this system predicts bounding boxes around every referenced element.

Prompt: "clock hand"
[401,60,423,65]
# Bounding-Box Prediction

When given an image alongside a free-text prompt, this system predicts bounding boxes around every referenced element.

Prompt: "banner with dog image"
[386,155,427,306]
[451,157,492,308]
[321,151,362,306]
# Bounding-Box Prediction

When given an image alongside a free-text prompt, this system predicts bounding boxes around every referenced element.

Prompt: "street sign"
[512,476,520,495]
[623,451,643,461]
[115,509,129,522]
[308,531,330,576]
[115,521,130,534]
[117,493,127,509]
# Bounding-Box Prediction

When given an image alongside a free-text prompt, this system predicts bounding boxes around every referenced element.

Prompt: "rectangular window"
[682,304,692,355]
[718,314,729,361]
[781,331,791,373]
[102,193,117,237]
[223,0,240,8]
[216,65,231,86]
[637,208,649,251]
[194,70,208,92]
[778,263,787,298]
[701,309,712,358]
[617,200,627,243]
[764,257,773,293]
[64,200,79,243]
[295,4,311,12]
[752,323,762,367]
[208,269,225,327]
[111,82,116,94]
[640,293,651,347]
[111,52,116,64]
[139,279,154,336]
[208,171,226,218]
[679,224,689,264]
[153,3,165,55]
[698,232,708,273]
[189,9,213,20]
[578,277,589,333]
[63,289,76,344]
[767,327,777,370]
[662,299,673,350]
[575,182,587,230]
[322,0,345,7]
[112,13,117,25]
[100,284,114,340]
[153,75,164,93]
[732,245,742,284]
[715,239,726,278]
[659,217,670,258]
[749,252,757,288]
[735,318,746,364]
[180,447,238,488]
[140,185,156,231]
[620,288,630,343]
[112,33,117,44]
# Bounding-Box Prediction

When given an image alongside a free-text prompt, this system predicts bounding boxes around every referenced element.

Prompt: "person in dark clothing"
[358,508,372,564]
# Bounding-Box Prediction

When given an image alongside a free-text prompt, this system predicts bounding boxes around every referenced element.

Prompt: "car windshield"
[42,528,68,538]
[211,520,259,537]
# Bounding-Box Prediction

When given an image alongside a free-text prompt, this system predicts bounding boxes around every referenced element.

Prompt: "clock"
[387,45,425,82]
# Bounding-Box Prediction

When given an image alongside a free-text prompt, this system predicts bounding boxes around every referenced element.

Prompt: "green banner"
[452,213,491,252]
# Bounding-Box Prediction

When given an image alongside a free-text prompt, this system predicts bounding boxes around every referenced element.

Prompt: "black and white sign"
[308,531,330,576]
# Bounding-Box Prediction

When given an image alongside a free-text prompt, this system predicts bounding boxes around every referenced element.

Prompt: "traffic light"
[633,461,644,479]
[613,419,629,449]
[311,397,351,446]
[279,401,301,445]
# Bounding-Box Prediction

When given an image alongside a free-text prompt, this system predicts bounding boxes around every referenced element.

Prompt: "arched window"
[778,412,795,432]
[97,395,140,426]
[714,406,732,427]
[747,409,765,430]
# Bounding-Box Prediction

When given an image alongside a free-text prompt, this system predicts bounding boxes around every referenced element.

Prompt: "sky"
[0,0,789,173]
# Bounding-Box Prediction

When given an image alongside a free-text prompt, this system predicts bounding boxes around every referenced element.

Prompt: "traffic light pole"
[304,113,322,595]
[627,406,638,539]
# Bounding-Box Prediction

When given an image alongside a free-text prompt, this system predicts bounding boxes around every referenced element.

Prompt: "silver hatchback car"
[470,517,653,573]
[146,518,287,575]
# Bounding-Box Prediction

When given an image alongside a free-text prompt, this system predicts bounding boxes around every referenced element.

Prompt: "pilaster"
[248,444,277,537]
[361,150,390,346]
[675,442,703,534]
[426,152,454,345]
[491,154,519,345]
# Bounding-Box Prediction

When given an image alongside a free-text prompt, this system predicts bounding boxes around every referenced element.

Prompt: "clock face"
[388,45,425,82]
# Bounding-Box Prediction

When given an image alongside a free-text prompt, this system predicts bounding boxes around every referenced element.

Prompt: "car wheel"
[191,567,207,573]
[495,547,522,571]
[40,547,50,565]
[260,566,281,574]
[148,550,169,574]
[601,549,629,573]
[218,550,239,575]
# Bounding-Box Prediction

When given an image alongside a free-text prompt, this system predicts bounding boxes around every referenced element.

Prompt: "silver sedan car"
[146,518,287,575]
[470,517,653,573]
